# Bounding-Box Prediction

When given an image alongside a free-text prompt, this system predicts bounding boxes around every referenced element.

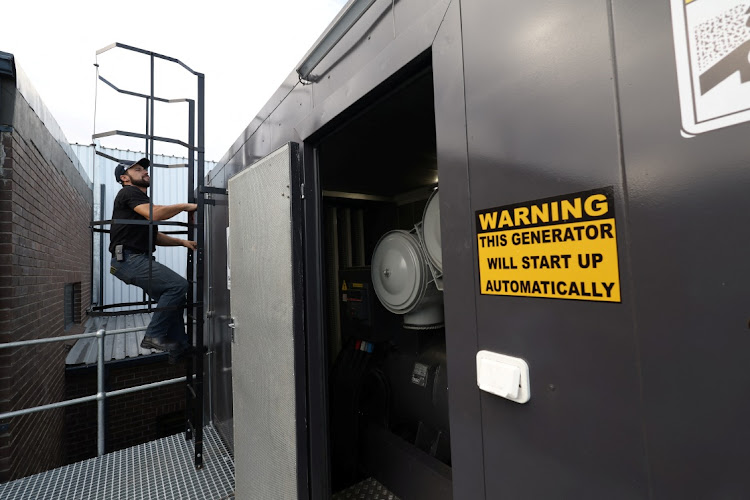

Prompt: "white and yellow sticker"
[671,0,750,136]
[476,188,621,303]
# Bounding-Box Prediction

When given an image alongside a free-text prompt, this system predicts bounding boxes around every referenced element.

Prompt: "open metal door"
[228,143,307,500]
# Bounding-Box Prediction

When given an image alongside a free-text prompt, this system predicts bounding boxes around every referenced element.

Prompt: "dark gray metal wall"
[206,0,750,498]
[204,195,234,451]
[431,3,485,499]
[460,0,647,497]
[458,0,750,497]
[612,2,750,498]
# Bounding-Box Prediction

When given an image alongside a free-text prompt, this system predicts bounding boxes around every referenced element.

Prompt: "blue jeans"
[110,251,188,343]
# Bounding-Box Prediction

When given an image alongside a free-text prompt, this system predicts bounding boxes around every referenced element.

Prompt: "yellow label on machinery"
[475,187,621,302]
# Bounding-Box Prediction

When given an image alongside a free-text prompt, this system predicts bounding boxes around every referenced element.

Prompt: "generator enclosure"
[207,0,750,498]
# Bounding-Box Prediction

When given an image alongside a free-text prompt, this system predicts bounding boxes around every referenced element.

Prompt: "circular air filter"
[371,230,428,315]
[422,189,442,273]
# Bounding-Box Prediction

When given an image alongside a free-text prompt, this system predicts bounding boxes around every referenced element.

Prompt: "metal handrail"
[0,328,185,457]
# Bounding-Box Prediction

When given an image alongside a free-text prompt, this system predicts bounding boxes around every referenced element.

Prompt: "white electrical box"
[476,351,530,404]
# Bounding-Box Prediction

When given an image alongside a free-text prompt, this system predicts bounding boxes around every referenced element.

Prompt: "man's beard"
[129,177,150,188]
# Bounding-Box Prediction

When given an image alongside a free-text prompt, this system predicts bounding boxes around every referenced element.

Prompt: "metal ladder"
[89,43,207,468]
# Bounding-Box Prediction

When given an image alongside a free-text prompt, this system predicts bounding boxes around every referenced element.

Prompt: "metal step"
[333,477,400,500]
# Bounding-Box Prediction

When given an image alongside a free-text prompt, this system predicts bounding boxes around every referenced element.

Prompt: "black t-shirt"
[109,186,158,254]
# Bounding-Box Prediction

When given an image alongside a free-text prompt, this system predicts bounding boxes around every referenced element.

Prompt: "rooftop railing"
[0,327,187,457]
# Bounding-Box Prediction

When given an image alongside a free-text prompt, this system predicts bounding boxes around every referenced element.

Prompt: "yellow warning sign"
[476,187,621,302]
[341,281,348,291]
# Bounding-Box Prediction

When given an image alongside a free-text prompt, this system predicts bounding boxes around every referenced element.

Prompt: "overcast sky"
[2,0,348,162]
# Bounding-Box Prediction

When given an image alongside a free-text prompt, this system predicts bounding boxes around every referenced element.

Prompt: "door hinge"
[228,319,236,343]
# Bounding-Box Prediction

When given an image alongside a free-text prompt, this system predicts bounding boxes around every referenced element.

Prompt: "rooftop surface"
[0,426,234,499]
[66,313,166,366]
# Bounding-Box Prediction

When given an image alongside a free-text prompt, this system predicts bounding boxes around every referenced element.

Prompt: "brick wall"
[0,79,92,480]
[64,357,186,464]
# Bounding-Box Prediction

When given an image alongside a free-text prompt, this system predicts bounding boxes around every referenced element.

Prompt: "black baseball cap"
[114,157,150,183]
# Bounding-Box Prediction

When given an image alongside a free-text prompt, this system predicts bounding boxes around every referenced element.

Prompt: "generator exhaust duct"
[371,188,444,329]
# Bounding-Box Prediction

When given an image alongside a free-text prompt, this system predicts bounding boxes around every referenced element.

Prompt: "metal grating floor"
[332,477,400,500]
[0,426,234,500]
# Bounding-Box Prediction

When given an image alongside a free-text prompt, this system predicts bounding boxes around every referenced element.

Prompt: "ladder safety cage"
[89,42,207,468]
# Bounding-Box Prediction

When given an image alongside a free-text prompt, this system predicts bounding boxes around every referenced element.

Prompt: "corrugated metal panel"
[70,144,217,312]
[65,313,161,365]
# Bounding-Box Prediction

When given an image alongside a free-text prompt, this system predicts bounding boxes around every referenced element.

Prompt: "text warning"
[476,187,621,302]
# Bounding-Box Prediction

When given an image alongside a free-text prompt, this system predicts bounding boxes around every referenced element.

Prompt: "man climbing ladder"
[109,157,197,363]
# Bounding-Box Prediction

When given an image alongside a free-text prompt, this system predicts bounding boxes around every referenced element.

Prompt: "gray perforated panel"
[229,144,298,500]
